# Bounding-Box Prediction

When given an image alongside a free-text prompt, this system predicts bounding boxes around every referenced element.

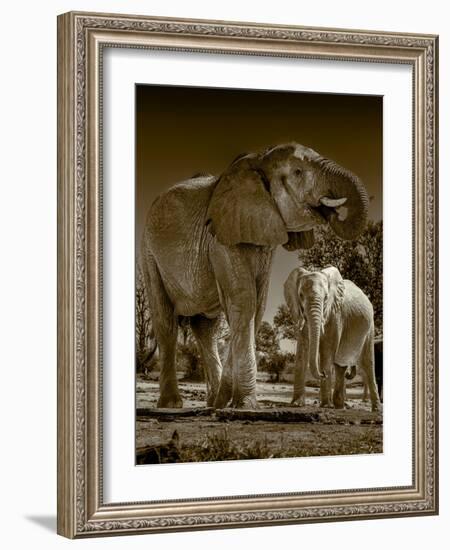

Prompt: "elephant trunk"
[316,158,370,240]
[306,298,325,379]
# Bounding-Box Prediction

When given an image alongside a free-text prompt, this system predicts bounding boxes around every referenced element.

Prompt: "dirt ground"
[136,374,382,464]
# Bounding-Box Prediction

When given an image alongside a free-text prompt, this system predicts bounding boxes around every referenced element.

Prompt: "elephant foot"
[371,402,381,413]
[320,401,333,409]
[157,393,183,409]
[231,395,258,409]
[333,393,345,409]
[214,381,232,409]
[206,389,219,408]
[291,395,305,407]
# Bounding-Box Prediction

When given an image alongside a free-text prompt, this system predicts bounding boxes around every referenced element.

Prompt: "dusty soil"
[136,374,382,464]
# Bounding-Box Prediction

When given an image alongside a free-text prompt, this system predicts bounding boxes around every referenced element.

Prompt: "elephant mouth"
[311,203,348,223]
[285,203,341,231]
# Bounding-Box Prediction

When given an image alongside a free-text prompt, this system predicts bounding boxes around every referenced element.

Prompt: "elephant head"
[284,266,345,379]
[206,143,369,249]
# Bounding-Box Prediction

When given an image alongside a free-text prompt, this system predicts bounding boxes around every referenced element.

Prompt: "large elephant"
[141,143,369,409]
[284,266,380,412]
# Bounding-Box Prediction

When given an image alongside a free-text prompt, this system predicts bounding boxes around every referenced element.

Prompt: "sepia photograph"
[55,10,438,538]
[135,84,383,465]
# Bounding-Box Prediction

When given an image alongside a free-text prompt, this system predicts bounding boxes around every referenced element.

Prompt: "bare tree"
[136,265,157,373]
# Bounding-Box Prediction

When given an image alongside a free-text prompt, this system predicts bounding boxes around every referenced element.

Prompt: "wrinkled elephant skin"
[141,144,369,409]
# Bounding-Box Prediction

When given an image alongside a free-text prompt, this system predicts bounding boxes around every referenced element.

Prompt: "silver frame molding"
[57,11,439,538]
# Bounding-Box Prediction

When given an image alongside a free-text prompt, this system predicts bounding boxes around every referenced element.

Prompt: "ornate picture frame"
[57,11,438,538]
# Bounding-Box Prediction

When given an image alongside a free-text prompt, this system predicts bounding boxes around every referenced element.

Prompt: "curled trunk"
[315,157,369,240]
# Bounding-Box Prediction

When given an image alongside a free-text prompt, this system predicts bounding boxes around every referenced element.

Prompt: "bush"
[260,351,290,383]
[182,428,276,462]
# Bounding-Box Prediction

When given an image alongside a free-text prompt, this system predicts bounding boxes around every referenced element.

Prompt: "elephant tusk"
[319,196,347,208]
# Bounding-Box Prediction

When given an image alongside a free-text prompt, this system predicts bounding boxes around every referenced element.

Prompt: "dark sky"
[136,85,382,334]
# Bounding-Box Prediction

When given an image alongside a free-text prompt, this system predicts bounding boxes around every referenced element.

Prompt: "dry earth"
[136,373,382,464]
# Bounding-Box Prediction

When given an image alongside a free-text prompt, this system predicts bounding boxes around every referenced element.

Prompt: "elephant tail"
[141,328,158,366]
[345,365,357,380]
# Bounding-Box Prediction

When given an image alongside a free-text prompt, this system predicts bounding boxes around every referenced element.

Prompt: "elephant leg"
[226,297,258,409]
[190,315,223,407]
[213,299,255,409]
[333,365,347,409]
[374,344,383,402]
[210,246,258,409]
[142,255,182,408]
[223,297,257,409]
[319,367,333,407]
[319,350,334,408]
[204,308,256,410]
[359,337,381,412]
[214,347,232,408]
[361,371,370,402]
[254,254,274,333]
[292,324,308,406]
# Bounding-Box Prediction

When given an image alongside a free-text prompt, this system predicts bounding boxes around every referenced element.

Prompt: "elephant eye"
[294,168,303,177]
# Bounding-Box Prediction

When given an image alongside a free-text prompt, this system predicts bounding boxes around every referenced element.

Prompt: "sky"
[136,84,382,341]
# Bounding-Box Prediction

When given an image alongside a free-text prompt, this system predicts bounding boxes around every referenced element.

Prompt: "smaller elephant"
[284,266,381,412]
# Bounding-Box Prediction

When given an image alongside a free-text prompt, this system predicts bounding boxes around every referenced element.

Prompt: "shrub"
[260,351,289,383]
[182,428,276,462]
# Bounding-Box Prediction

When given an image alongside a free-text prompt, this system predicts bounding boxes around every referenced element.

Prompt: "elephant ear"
[206,159,288,247]
[322,266,345,322]
[282,230,315,251]
[283,268,309,329]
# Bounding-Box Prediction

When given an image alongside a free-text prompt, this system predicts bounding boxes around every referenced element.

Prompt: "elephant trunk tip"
[309,362,327,380]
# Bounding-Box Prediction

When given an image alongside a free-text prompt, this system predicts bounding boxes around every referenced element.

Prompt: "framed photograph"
[57,11,438,538]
